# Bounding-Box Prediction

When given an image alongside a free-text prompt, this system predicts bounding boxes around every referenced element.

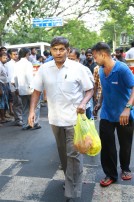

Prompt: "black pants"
[100,119,134,180]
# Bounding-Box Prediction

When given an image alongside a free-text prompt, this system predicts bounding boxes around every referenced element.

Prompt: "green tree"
[49,19,101,49]
[0,0,99,45]
[99,0,134,34]
[4,19,101,49]
[100,20,123,48]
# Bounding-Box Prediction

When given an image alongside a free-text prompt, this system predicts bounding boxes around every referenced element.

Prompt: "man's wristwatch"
[125,103,133,110]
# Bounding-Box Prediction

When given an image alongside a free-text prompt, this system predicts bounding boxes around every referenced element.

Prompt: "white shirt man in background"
[5,49,23,126]
[12,48,41,130]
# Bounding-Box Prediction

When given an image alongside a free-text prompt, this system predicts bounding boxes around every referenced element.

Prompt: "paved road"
[0,105,134,202]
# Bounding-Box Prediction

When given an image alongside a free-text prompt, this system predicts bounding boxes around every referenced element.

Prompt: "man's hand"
[77,103,86,114]
[93,103,101,117]
[28,111,35,127]
[15,89,19,96]
[119,108,130,125]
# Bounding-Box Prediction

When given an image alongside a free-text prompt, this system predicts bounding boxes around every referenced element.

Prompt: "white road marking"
[92,183,134,202]
[52,166,96,183]
[0,158,133,202]
[0,176,50,201]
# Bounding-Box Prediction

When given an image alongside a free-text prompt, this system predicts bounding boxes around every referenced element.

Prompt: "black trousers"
[100,119,134,180]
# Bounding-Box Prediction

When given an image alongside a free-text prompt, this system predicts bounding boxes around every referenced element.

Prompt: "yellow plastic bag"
[74,113,101,156]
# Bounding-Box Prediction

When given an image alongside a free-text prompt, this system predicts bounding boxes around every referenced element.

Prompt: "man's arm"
[120,86,134,125]
[77,89,94,114]
[28,90,41,127]
[93,92,103,117]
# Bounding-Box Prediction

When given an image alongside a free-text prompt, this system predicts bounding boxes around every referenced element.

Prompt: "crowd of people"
[0,37,134,202]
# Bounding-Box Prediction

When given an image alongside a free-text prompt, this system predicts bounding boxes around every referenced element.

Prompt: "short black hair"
[70,48,80,59]
[50,36,69,48]
[91,42,111,55]
[115,47,121,52]
[31,47,36,51]
[115,47,124,53]
[85,49,92,56]
[8,48,18,54]
[131,41,134,47]
[0,52,7,57]
[43,50,50,57]
[36,54,43,60]
[0,46,7,52]
[19,47,30,59]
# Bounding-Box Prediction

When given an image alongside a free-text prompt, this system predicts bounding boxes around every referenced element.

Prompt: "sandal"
[100,176,115,187]
[121,171,132,180]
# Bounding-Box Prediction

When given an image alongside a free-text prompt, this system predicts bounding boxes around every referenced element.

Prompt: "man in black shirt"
[83,49,97,73]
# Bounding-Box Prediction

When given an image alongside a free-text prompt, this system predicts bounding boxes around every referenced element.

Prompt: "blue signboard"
[33,17,63,28]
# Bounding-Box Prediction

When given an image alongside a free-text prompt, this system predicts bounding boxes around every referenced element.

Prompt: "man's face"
[0,55,8,64]
[10,51,18,61]
[115,51,121,59]
[68,52,79,62]
[81,49,85,54]
[50,44,69,65]
[92,50,104,66]
[31,48,37,55]
[86,53,93,62]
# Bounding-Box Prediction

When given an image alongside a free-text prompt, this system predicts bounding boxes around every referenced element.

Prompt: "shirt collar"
[10,59,16,63]
[111,61,118,73]
[48,58,69,69]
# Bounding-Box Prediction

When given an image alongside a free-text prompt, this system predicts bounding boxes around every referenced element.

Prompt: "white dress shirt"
[33,58,93,126]
[12,58,34,95]
[5,59,16,92]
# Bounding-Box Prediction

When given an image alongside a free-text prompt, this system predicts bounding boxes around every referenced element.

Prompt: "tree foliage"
[99,0,134,34]
[4,19,101,50]
[0,0,100,45]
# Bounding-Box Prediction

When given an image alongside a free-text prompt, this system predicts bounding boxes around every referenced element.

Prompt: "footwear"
[22,125,32,130]
[121,171,132,180]
[12,121,23,126]
[66,198,75,202]
[0,119,11,123]
[5,113,11,118]
[9,112,14,116]
[16,122,23,126]
[100,176,115,187]
[31,123,41,130]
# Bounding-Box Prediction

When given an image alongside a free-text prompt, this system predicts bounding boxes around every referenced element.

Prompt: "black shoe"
[22,125,32,130]
[31,123,41,130]
[66,198,75,202]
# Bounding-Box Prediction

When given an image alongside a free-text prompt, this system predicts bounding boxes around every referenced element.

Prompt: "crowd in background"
[0,37,134,202]
[0,41,134,128]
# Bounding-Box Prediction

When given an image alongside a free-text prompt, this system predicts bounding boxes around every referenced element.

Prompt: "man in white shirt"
[6,49,23,126]
[13,48,41,130]
[29,47,37,64]
[28,36,94,202]
[125,41,134,59]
